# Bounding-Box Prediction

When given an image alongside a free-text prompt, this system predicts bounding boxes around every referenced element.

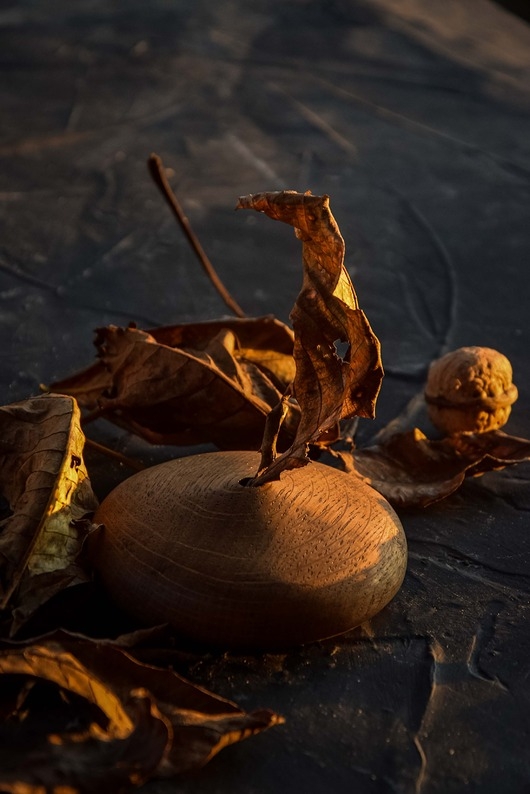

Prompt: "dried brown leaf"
[350,428,530,508]
[446,429,530,476]
[152,316,296,390]
[236,191,383,484]
[51,316,298,451]
[0,633,282,792]
[0,394,98,632]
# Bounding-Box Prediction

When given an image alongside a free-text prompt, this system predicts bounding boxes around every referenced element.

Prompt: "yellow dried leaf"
[0,394,98,630]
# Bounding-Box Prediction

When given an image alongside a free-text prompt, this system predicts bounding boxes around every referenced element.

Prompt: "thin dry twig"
[84,438,146,472]
[148,153,247,318]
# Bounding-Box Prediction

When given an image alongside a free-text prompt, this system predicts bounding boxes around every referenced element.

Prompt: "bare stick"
[84,438,146,472]
[148,153,246,318]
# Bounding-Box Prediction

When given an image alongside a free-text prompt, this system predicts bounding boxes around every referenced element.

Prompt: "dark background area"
[1,1,529,792]
[496,0,530,23]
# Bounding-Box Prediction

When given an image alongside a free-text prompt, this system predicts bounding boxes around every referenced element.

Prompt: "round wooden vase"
[91,451,407,649]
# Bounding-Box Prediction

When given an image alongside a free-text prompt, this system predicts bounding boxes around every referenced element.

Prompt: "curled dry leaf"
[0,394,98,633]
[235,191,383,484]
[51,316,298,451]
[0,633,282,792]
[349,428,530,508]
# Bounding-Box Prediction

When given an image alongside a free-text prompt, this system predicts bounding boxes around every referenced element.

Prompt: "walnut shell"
[91,451,407,650]
[425,346,518,435]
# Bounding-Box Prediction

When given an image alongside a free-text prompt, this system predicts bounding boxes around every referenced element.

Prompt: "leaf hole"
[333,339,350,361]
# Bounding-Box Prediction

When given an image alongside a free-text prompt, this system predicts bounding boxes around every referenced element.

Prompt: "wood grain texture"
[92,451,406,649]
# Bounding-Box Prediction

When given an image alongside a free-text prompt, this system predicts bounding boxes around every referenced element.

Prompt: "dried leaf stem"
[256,386,293,474]
[148,153,246,318]
[84,438,146,472]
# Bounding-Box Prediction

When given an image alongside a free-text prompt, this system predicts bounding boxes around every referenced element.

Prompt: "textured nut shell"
[425,346,518,434]
[92,451,407,650]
